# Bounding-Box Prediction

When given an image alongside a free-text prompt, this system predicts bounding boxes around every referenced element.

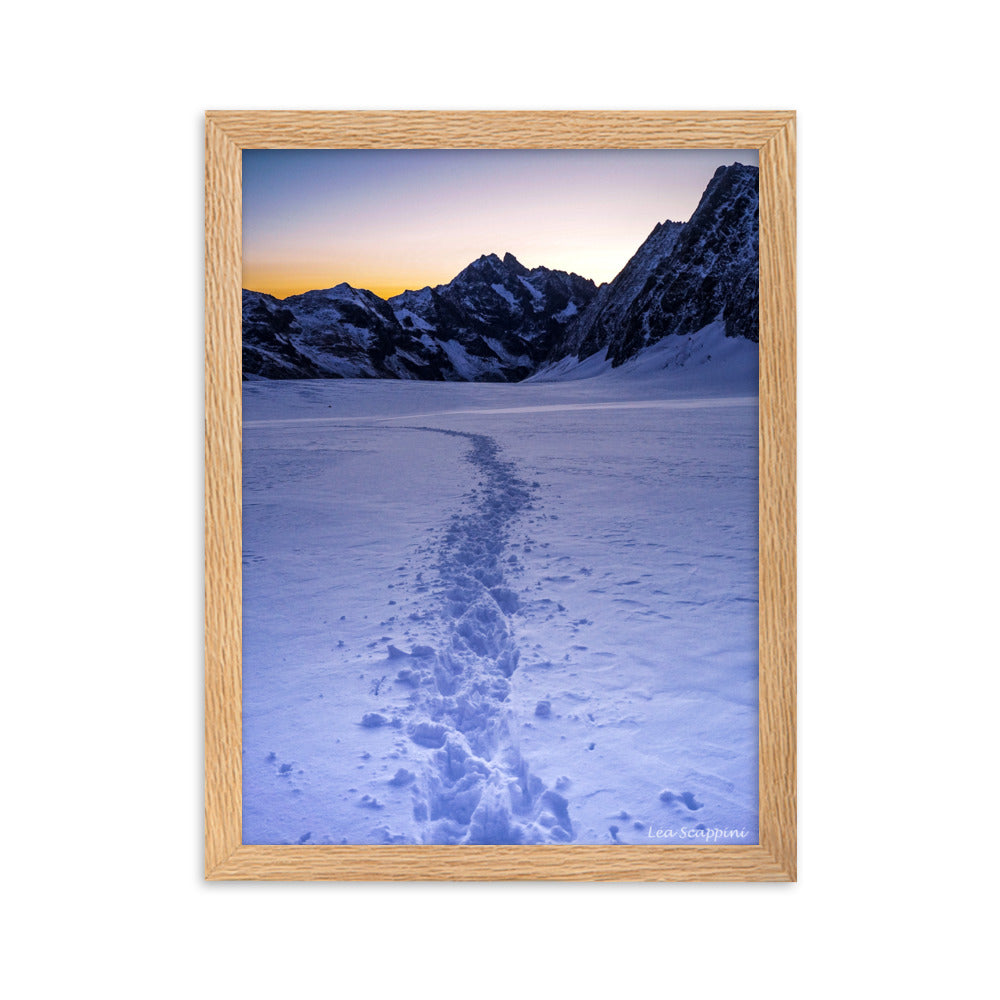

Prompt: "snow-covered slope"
[242,255,596,383]
[243,284,458,381]
[551,219,684,361]
[242,360,759,846]
[546,162,759,369]
[242,291,328,380]
[242,164,758,384]
[389,252,596,381]
[529,319,758,394]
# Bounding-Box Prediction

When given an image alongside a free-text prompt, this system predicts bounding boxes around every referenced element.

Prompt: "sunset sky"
[242,149,759,300]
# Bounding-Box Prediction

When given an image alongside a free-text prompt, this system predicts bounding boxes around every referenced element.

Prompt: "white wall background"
[4,2,996,996]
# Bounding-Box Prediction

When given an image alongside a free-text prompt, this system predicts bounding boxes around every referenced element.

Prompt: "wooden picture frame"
[205,110,796,881]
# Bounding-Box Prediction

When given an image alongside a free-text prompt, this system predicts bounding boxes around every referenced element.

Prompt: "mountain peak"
[712,161,757,179]
[544,162,759,366]
[310,281,357,297]
[458,253,502,278]
[704,162,758,199]
[244,164,757,382]
[462,252,528,277]
[464,252,505,270]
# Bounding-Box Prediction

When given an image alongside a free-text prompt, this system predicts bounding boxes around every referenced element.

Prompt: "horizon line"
[242,155,757,301]
[242,251,605,302]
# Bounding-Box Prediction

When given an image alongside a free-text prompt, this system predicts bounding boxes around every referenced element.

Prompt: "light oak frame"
[205,111,796,881]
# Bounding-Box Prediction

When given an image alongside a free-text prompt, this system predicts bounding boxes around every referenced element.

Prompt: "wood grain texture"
[206,110,793,149]
[758,117,797,882]
[204,110,797,881]
[208,845,792,882]
[205,119,243,873]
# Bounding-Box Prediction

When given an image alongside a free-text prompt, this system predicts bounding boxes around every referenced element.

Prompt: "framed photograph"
[205,111,795,881]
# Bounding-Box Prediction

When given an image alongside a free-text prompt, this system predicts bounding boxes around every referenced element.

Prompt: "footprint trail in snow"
[390,427,574,844]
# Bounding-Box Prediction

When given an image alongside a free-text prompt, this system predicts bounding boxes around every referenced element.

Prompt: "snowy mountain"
[242,292,327,380]
[242,163,758,382]
[243,255,596,382]
[240,163,762,846]
[546,219,685,364]
[389,253,596,381]
[243,284,458,381]
[545,162,759,369]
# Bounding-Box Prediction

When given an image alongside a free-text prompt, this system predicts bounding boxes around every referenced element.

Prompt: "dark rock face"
[550,163,759,368]
[242,255,596,382]
[242,284,456,381]
[242,291,329,380]
[241,163,758,381]
[280,283,456,380]
[549,219,685,363]
[388,253,597,380]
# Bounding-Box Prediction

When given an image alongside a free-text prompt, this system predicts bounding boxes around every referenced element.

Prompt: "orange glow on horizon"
[243,274,420,301]
[241,262,444,301]
[242,245,634,302]
[243,252,501,301]
[242,149,760,302]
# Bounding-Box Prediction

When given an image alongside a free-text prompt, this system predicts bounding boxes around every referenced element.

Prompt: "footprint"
[659,789,703,810]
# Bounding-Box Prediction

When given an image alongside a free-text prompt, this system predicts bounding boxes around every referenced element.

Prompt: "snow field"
[242,338,759,845]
